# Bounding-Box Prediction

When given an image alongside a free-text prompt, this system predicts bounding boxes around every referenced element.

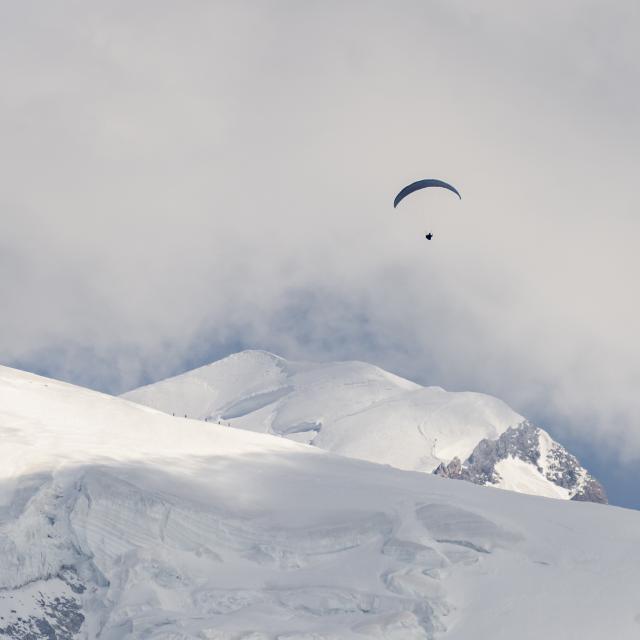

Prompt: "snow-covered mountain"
[123,350,606,503]
[1,363,639,639]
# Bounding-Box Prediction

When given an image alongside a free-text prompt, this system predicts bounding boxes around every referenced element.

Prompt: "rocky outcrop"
[571,477,608,504]
[433,421,607,504]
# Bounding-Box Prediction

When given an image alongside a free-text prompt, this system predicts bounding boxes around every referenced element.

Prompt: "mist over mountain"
[1,2,638,636]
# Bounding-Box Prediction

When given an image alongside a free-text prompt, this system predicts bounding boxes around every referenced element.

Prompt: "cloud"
[1,1,639,466]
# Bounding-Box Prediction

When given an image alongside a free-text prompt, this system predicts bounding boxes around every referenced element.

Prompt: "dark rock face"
[571,477,608,504]
[0,593,84,640]
[433,421,608,504]
[0,569,86,640]
[433,457,462,479]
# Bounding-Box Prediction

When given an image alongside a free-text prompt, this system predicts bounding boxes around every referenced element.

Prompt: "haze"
[1,2,638,506]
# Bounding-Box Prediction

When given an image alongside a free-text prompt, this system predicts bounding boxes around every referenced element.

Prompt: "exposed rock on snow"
[433,421,607,503]
[0,574,85,640]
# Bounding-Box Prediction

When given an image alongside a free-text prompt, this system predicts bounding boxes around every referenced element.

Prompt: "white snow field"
[2,364,640,639]
[123,350,599,501]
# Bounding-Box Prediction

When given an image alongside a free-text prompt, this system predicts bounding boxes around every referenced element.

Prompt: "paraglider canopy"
[393,179,461,208]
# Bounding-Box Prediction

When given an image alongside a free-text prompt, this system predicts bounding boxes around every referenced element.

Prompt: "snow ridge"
[124,350,605,503]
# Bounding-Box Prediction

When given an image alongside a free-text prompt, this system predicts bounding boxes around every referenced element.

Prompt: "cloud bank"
[1,2,639,482]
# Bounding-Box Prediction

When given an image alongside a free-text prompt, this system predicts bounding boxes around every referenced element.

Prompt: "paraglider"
[393,178,461,240]
[393,179,461,208]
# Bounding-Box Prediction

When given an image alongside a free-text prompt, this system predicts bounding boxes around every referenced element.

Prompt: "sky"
[1,1,639,507]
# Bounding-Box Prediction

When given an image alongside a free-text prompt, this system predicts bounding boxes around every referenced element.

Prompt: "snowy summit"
[124,350,606,503]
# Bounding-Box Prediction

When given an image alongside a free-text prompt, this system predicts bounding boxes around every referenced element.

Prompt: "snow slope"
[123,350,605,502]
[1,364,638,639]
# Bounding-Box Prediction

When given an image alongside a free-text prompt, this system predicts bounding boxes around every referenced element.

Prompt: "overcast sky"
[1,1,639,506]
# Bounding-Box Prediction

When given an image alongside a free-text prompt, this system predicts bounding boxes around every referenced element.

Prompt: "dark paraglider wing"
[393,179,461,208]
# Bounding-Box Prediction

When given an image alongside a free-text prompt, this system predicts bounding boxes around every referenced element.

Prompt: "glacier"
[1,363,639,638]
